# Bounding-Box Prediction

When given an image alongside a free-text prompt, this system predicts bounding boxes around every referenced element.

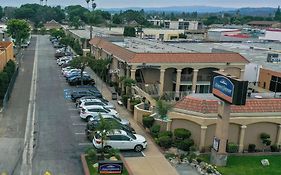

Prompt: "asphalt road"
[31,35,86,175]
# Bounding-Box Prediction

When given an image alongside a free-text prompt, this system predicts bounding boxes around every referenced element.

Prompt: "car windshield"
[103,107,110,112]
[126,131,136,140]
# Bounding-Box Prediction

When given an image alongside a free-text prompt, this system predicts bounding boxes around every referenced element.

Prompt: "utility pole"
[89,0,97,56]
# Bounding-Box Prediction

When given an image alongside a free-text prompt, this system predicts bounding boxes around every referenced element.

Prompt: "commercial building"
[248,21,281,29]
[89,37,248,99]
[259,28,281,42]
[0,41,14,71]
[44,20,62,30]
[258,68,281,93]
[148,19,203,30]
[207,28,250,42]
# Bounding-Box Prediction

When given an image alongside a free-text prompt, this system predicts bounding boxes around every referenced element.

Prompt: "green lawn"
[85,156,129,175]
[199,155,281,175]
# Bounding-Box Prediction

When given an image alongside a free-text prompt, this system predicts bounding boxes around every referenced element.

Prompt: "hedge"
[174,128,191,140]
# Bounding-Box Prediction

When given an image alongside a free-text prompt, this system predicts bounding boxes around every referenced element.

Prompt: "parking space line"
[72,123,86,126]
[68,108,77,111]
[78,143,92,146]
[70,115,79,118]
[75,132,85,135]
[141,151,146,157]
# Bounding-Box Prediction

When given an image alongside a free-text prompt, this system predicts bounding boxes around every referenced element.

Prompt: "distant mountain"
[102,6,277,16]
[229,7,276,16]
[102,6,236,13]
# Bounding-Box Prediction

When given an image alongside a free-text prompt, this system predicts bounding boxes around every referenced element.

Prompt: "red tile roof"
[175,96,281,114]
[89,37,249,64]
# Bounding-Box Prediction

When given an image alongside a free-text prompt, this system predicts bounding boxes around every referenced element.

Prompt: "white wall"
[259,30,281,42]
[244,63,262,83]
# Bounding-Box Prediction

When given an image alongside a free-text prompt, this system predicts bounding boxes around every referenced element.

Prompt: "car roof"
[85,105,106,109]
[81,99,102,103]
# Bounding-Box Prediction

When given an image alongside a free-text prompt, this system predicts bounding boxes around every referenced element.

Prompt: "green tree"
[123,26,136,37]
[0,6,3,19]
[274,6,281,21]
[95,114,115,159]
[6,19,31,48]
[155,100,172,120]
[69,16,83,29]
[70,56,93,85]
[49,28,65,38]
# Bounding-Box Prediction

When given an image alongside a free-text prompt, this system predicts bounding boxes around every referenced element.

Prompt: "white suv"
[93,130,147,152]
[78,99,115,110]
[80,105,119,121]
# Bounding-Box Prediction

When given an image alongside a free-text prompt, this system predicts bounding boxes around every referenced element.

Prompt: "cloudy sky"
[0,0,279,8]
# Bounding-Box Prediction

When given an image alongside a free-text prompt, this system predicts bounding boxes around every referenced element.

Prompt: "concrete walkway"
[86,67,179,175]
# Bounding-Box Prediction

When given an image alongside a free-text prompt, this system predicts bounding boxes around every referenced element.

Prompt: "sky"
[0,0,279,8]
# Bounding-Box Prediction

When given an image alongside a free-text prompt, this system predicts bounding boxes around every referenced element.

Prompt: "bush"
[121,94,131,107]
[158,136,172,149]
[150,124,161,138]
[270,144,279,152]
[176,138,194,151]
[227,142,239,153]
[174,128,191,140]
[142,116,155,129]
[248,144,256,152]
[0,72,10,99]
[158,131,173,138]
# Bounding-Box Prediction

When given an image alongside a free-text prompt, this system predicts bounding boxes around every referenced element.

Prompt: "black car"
[68,76,95,86]
[70,90,102,102]
[85,119,136,141]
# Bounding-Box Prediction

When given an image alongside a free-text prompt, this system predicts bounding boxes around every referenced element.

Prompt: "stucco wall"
[141,68,160,83]
[205,124,216,150]
[163,68,176,91]
[228,123,240,144]
[244,122,278,150]
[171,119,201,149]
[224,67,241,78]
[258,68,281,90]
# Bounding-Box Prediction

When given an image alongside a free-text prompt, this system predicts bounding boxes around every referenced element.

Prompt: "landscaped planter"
[81,154,133,175]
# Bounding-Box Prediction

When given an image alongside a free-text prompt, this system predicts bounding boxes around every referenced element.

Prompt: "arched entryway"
[196,67,219,93]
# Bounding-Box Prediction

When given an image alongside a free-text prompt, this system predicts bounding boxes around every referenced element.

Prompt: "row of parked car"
[51,36,147,152]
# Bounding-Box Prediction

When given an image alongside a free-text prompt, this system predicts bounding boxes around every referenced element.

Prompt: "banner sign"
[212,76,234,103]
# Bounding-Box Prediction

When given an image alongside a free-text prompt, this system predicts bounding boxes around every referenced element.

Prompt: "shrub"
[150,124,161,138]
[270,144,279,152]
[121,94,131,107]
[174,128,191,140]
[176,138,194,151]
[158,131,173,138]
[142,116,155,129]
[248,144,256,152]
[227,142,239,153]
[260,133,271,146]
[158,136,172,149]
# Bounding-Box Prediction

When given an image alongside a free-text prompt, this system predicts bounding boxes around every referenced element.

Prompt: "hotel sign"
[98,161,123,174]
[211,71,248,105]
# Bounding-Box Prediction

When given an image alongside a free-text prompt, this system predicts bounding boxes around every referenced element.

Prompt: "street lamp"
[88,0,97,56]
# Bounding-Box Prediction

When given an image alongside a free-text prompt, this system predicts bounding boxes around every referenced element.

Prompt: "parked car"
[66,72,89,81]
[92,129,147,152]
[85,117,136,141]
[68,76,95,86]
[77,98,114,109]
[80,105,119,121]
[63,69,80,77]
[71,90,102,102]
[89,114,130,126]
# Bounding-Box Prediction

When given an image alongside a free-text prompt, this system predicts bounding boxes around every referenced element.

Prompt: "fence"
[1,67,19,110]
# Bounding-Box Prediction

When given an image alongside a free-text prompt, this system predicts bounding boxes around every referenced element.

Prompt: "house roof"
[174,95,281,114]
[89,37,250,64]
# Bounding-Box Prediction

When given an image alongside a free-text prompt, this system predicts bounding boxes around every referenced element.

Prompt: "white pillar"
[199,126,208,152]
[130,69,136,80]
[240,69,245,80]
[159,69,166,96]
[175,69,182,97]
[238,125,247,153]
[276,125,281,145]
[192,69,198,93]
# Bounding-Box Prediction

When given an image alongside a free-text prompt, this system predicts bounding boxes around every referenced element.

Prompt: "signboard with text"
[98,161,123,174]
[210,71,248,105]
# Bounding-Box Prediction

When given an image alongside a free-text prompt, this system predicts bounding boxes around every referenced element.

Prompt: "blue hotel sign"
[98,161,123,174]
[213,76,234,103]
[211,71,248,105]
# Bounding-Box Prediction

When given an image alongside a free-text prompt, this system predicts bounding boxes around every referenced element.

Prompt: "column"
[130,69,136,80]
[238,125,247,153]
[240,69,245,80]
[276,125,281,145]
[166,120,172,131]
[199,126,208,152]
[192,69,198,93]
[175,69,182,97]
[159,69,166,96]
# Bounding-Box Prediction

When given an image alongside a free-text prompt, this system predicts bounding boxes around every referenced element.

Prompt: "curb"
[81,154,90,175]
[120,154,134,175]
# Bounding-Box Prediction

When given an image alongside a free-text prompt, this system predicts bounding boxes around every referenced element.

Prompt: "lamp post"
[89,0,96,56]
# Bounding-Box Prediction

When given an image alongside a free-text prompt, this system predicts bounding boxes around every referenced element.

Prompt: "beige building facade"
[0,41,14,71]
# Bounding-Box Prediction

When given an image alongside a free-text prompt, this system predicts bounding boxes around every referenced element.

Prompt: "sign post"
[210,71,248,166]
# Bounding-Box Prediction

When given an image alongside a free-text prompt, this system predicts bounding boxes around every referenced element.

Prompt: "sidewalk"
[86,67,179,175]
